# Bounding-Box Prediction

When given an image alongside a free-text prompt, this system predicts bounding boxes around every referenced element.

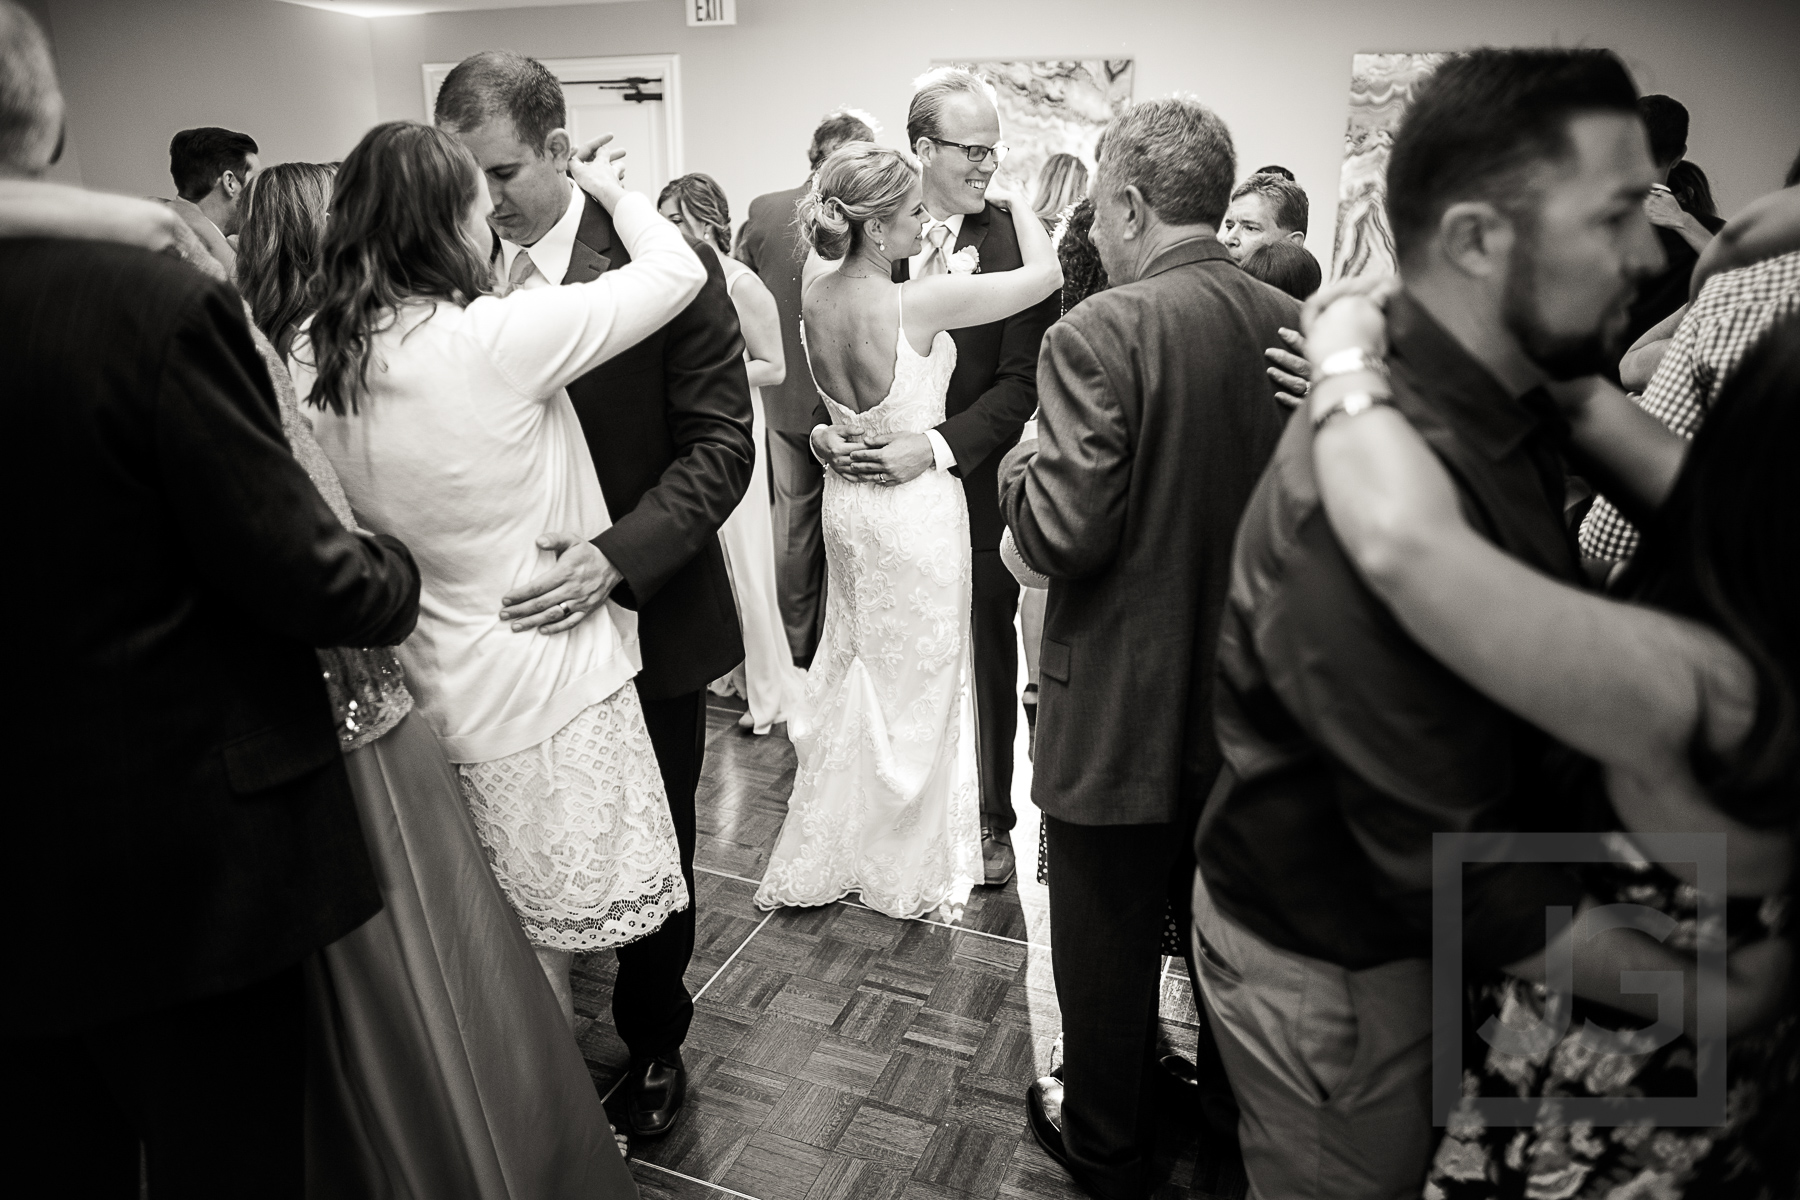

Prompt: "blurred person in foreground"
[1187,48,1766,1198]
[1002,95,1296,1199]
[0,4,421,1194]
[737,107,877,668]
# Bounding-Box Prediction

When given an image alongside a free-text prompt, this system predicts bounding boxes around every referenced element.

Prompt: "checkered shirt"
[1579,249,1800,562]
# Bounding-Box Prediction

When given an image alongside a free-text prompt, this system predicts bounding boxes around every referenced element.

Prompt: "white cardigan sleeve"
[464,191,705,400]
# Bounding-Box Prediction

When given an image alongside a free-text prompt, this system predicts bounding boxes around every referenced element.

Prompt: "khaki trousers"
[1190,871,1434,1200]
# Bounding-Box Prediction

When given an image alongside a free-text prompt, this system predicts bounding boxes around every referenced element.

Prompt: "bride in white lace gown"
[754,142,1060,922]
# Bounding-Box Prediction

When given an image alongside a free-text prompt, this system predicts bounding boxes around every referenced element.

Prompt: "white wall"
[36,0,1800,267]
[36,0,378,199]
[364,0,1800,266]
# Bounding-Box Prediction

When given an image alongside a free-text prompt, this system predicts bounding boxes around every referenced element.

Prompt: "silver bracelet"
[1312,390,1395,431]
[1315,346,1389,384]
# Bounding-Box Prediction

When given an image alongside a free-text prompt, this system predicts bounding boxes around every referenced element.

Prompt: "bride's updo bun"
[795,142,918,261]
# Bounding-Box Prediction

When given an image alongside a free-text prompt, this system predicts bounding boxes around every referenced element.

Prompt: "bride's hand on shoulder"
[569,134,628,212]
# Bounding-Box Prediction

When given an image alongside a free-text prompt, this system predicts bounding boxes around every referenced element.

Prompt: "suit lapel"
[563,194,615,284]
[956,203,992,263]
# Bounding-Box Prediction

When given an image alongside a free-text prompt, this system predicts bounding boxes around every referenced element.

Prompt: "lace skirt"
[457,684,688,952]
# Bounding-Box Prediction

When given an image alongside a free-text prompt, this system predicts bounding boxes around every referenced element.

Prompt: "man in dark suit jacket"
[737,108,876,665]
[2,76,421,1193]
[437,51,755,1140]
[999,99,1294,1200]
[813,69,1058,885]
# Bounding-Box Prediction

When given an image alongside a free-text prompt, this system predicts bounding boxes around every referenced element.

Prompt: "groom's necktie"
[504,248,539,295]
[917,222,953,277]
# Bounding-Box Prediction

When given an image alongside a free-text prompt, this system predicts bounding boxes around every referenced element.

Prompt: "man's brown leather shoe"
[625,1050,686,1139]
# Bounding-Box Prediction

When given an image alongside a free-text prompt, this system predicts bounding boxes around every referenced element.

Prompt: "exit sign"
[687,0,736,25]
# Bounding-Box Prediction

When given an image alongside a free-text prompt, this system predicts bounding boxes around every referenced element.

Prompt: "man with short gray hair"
[1000,95,1295,1198]
[1218,170,1308,262]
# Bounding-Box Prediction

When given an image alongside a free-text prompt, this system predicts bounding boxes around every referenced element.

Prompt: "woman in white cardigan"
[293,121,705,1025]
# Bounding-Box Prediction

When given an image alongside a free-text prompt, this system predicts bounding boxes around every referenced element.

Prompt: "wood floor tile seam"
[634,1158,766,1200]
[694,863,767,888]
[840,899,1034,948]
[692,909,777,1003]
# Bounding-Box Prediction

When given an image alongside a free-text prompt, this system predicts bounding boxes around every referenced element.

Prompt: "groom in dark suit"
[437,51,754,1140]
[1000,98,1294,1199]
[813,68,1058,885]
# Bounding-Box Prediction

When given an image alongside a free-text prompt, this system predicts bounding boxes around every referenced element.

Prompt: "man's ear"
[545,127,572,169]
[1437,200,1514,280]
[1284,228,1307,248]
[913,137,935,168]
[219,170,240,200]
[1121,184,1150,240]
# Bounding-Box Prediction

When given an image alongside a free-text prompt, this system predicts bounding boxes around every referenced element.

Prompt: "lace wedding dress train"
[755,295,983,922]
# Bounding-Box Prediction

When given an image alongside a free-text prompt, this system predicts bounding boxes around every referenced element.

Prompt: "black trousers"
[612,683,704,1061]
[6,962,307,1199]
[971,548,1021,832]
[1045,768,1215,1200]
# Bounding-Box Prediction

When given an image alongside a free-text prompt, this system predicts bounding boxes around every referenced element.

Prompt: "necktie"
[917,222,952,277]
[505,248,538,295]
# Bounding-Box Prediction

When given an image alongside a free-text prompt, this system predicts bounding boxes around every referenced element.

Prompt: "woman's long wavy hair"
[302,121,492,416]
[658,172,732,253]
[1620,314,1800,831]
[236,161,335,360]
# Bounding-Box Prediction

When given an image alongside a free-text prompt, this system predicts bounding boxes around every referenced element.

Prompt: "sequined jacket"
[255,318,413,751]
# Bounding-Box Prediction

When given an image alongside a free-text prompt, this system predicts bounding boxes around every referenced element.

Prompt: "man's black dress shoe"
[625,1050,686,1139]
[1026,1074,1073,1172]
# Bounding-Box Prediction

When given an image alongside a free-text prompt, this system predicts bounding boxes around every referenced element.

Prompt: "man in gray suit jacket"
[999,98,1296,1200]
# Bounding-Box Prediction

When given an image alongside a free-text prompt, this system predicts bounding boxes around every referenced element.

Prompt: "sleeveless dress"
[709,254,809,734]
[754,289,983,922]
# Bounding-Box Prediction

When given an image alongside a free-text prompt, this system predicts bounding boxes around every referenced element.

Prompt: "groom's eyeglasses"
[927,137,1010,165]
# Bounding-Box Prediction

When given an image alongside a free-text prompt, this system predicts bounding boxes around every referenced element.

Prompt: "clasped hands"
[810,426,936,486]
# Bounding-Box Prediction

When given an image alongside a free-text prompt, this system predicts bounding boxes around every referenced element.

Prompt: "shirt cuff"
[925,428,956,473]
[809,423,830,466]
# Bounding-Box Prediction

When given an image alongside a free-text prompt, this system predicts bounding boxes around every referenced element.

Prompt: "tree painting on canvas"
[938,59,1135,202]
[1332,52,1449,281]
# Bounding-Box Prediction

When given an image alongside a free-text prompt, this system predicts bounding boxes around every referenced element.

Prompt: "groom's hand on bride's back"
[498,532,625,635]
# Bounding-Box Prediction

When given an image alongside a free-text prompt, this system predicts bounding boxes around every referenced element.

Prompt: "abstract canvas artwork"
[1331,52,1449,280]
[937,58,1135,201]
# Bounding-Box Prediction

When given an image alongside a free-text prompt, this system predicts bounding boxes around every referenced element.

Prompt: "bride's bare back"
[800,195,1064,416]
[802,273,923,414]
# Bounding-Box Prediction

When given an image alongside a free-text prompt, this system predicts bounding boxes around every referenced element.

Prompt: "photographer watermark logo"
[1431,831,1727,1127]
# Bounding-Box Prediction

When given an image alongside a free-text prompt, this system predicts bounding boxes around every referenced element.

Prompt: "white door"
[560,78,670,197]
[423,55,683,199]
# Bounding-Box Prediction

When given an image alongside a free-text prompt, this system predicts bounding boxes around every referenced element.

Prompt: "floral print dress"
[1428,837,1796,1200]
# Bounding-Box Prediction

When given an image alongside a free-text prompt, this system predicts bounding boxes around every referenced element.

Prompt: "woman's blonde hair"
[795,141,917,261]
[1032,152,1089,225]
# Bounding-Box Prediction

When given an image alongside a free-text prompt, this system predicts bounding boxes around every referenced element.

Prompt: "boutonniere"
[947,246,980,275]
